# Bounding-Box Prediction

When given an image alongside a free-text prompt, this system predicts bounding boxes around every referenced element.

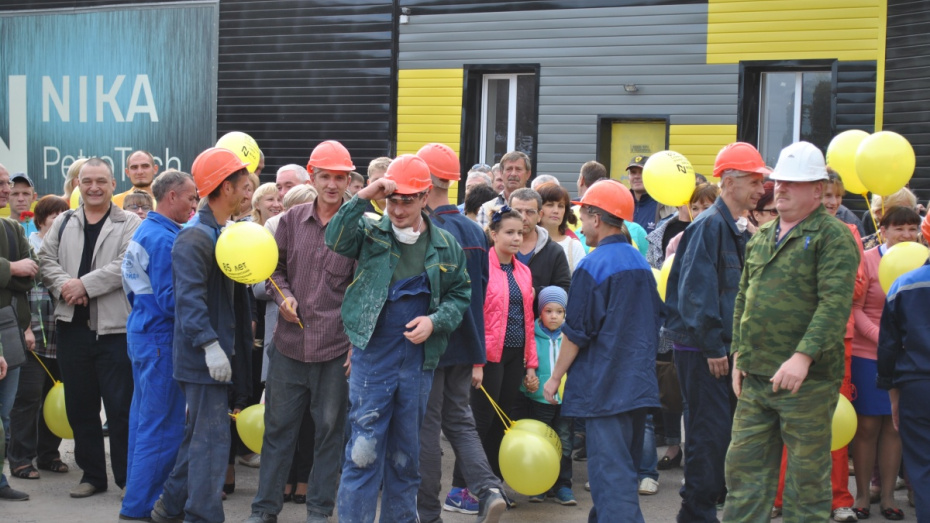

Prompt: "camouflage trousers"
[722,374,839,523]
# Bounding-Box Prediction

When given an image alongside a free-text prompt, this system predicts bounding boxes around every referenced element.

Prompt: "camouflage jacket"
[732,206,859,382]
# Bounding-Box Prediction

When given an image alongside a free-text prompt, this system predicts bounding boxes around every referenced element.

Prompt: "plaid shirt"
[28,232,56,358]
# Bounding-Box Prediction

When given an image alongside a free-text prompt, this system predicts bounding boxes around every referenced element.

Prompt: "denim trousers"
[56,322,132,490]
[159,381,230,523]
[0,409,8,489]
[524,398,573,489]
[337,290,433,523]
[418,364,502,522]
[897,380,930,521]
[586,408,647,523]
[121,333,186,518]
[676,350,733,522]
[251,350,347,519]
[0,366,21,448]
[639,414,658,482]
[8,353,61,470]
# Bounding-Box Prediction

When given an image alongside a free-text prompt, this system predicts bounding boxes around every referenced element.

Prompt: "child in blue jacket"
[521,286,575,505]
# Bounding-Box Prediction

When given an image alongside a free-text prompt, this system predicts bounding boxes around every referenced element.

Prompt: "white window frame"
[758,70,827,162]
[479,73,532,163]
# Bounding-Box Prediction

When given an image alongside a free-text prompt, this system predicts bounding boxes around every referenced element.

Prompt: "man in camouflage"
[723,142,860,522]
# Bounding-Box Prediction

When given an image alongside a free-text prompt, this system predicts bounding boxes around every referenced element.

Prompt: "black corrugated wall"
[884,0,930,202]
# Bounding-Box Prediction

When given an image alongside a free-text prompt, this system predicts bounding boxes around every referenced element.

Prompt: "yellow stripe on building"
[397,68,465,198]
[669,124,738,176]
[707,0,882,64]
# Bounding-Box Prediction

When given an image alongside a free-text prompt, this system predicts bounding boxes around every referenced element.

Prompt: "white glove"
[203,341,232,382]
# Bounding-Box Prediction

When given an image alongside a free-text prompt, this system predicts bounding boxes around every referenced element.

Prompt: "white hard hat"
[770,142,828,182]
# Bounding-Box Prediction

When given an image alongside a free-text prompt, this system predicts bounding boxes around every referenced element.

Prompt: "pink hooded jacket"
[482,247,538,369]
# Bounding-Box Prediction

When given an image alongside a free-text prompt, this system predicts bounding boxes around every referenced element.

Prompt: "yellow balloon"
[657,254,675,302]
[826,130,869,195]
[856,131,916,196]
[878,241,930,294]
[831,395,857,451]
[216,131,262,174]
[236,404,265,454]
[642,151,696,207]
[215,222,278,284]
[499,430,560,496]
[69,189,81,209]
[511,418,562,456]
[44,381,73,440]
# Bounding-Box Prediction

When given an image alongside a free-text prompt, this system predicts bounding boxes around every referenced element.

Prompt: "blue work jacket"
[877,264,930,389]
[123,211,180,338]
[663,197,748,358]
[561,234,662,418]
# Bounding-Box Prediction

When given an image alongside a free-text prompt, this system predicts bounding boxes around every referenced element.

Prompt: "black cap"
[11,172,33,188]
[626,155,649,171]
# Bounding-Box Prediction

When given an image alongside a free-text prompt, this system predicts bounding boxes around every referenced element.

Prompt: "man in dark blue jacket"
[877,262,930,520]
[543,180,662,522]
[120,170,199,520]
[151,148,253,523]
[663,142,768,522]
[416,144,506,523]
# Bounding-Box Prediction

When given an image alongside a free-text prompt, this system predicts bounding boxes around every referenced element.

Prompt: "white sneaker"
[832,507,858,522]
[584,481,590,491]
[638,477,659,495]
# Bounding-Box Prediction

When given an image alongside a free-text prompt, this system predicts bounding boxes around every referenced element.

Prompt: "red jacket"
[482,247,538,369]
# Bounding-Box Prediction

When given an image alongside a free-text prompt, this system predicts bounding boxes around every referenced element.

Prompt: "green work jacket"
[325,196,471,370]
[733,205,859,383]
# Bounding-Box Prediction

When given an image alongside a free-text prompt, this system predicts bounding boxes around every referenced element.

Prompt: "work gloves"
[203,341,232,382]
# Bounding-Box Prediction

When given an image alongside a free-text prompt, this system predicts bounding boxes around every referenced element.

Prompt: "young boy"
[521,286,576,506]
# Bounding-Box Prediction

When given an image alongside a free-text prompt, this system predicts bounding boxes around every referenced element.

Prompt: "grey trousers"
[417,364,502,523]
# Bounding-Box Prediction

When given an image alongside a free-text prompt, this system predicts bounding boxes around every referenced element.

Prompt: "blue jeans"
[251,350,347,518]
[676,350,733,523]
[525,398,573,489]
[159,382,230,523]
[56,322,132,490]
[337,284,433,523]
[898,380,930,521]
[0,365,21,447]
[121,333,185,518]
[639,414,658,481]
[586,408,647,523]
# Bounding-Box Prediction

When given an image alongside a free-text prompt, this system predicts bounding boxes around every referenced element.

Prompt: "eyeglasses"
[0,181,13,188]
[758,208,778,216]
[126,205,152,212]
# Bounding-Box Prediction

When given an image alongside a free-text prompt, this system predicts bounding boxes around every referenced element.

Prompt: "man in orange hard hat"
[327,154,471,522]
[152,147,254,523]
[662,142,768,522]
[542,179,662,523]
[246,140,356,523]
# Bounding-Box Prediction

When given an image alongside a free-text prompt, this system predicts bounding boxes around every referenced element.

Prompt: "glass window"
[480,73,536,165]
[759,71,831,166]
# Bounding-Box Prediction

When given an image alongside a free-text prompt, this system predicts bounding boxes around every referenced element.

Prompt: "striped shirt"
[269,202,355,363]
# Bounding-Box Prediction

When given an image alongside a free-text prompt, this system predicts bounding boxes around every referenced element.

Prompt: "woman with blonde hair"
[249,182,283,225]
[63,158,87,205]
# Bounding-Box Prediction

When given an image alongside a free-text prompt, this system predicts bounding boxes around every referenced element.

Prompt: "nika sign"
[0,4,217,196]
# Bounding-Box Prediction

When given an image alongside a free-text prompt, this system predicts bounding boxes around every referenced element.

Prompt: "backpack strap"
[57,210,75,245]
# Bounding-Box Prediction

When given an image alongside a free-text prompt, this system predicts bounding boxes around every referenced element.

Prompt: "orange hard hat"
[571,179,634,221]
[307,140,355,172]
[416,143,460,181]
[713,142,772,178]
[191,147,249,198]
[922,211,930,245]
[385,154,432,194]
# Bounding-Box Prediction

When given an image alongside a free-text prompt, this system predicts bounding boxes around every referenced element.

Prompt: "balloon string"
[30,351,55,382]
[269,278,304,329]
[479,384,514,430]
[687,206,694,222]
[865,193,882,244]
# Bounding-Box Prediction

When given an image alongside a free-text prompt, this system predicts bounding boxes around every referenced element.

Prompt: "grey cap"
[11,172,34,187]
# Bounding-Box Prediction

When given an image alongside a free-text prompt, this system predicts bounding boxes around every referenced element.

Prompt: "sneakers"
[637,477,659,495]
[237,453,261,468]
[476,488,507,523]
[243,513,277,523]
[69,482,101,498]
[584,481,591,491]
[573,446,587,461]
[832,507,858,522]
[770,505,782,519]
[0,485,29,501]
[150,498,184,523]
[528,494,545,503]
[442,487,479,515]
[555,487,577,506]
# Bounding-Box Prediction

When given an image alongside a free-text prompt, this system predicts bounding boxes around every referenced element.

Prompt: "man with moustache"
[477,151,532,229]
[114,150,160,208]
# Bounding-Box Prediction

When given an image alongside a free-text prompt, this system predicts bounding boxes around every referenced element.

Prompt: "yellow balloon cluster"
[831,395,856,451]
[236,404,265,454]
[826,129,915,197]
[878,241,930,294]
[216,131,262,174]
[44,381,73,440]
[642,151,696,207]
[215,222,279,284]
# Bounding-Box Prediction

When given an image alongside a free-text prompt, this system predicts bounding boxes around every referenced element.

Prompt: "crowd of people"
[0,137,926,523]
